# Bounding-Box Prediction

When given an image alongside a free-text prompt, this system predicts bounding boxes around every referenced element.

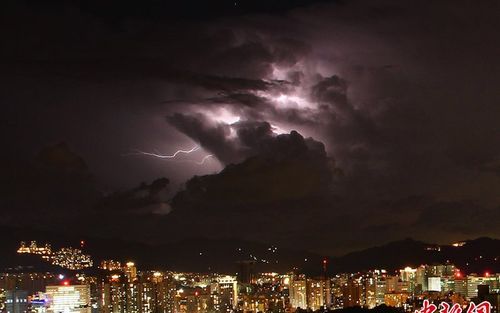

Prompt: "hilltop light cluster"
[17,241,93,270]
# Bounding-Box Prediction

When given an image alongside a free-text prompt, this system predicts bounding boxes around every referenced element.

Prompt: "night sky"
[1,0,499,255]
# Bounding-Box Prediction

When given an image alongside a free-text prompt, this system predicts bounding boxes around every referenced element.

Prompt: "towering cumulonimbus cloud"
[156,0,500,253]
[2,0,500,254]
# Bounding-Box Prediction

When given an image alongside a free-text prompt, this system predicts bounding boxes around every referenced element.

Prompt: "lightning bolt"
[123,145,214,165]
[125,145,200,158]
[193,154,213,165]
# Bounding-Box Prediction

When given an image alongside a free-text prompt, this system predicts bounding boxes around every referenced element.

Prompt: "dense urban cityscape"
[3,0,500,312]
[1,240,499,313]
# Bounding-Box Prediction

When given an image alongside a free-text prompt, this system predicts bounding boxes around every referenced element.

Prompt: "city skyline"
[1,256,499,312]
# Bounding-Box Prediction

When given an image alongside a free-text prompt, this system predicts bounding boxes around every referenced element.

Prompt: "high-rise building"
[441,276,455,293]
[427,264,455,277]
[306,279,324,311]
[416,266,427,292]
[330,275,347,309]
[150,272,177,313]
[427,277,441,292]
[400,267,417,294]
[342,278,362,307]
[466,275,494,299]
[214,275,238,312]
[125,262,138,283]
[4,290,29,313]
[364,276,377,309]
[375,279,386,306]
[237,261,255,284]
[0,290,5,312]
[101,278,125,313]
[289,277,307,309]
[385,276,399,293]
[454,278,467,297]
[45,284,91,313]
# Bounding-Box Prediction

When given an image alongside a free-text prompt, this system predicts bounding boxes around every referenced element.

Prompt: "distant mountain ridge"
[329,237,500,274]
[0,226,498,275]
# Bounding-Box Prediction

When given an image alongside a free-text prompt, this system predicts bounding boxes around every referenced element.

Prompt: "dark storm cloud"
[178,73,277,93]
[166,113,332,166]
[2,0,500,255]
[170,130,335,234]
[166,113,240,164]
[97,177,172,215]
[207,92,271,109]
[0,143,100,226]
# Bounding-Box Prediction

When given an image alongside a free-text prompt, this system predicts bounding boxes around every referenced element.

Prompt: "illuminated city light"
[8,241,500,313]
[16,241,93,270]
[17,241,52,260]
[100,259,122,271]
[45,285,91,313]
[52,247,93,270]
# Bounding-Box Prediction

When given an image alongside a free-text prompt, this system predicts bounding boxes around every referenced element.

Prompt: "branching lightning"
[194,154,213,165]
[123,145,214,166]
[127,145,200,159]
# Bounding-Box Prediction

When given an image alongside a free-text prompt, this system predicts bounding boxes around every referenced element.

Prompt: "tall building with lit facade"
[375,278,386,306]
[342,277,362,307]
[125,262,138,283]
[306,279,324,311]
[151,272,177,313]
[427,264,456,277]
[454,278,467,297]
[331,275,348,309]
[427,276,441,292]
[289,277,307,309]
[416,266,427,292]
[364,275,377,309]
[400,267,417,294]
[100,271,177,313]
[101,278,125,313]
[465,275,499,299]
[4,290,29,313]
[213,275,238,312]
[45,284,91,313]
